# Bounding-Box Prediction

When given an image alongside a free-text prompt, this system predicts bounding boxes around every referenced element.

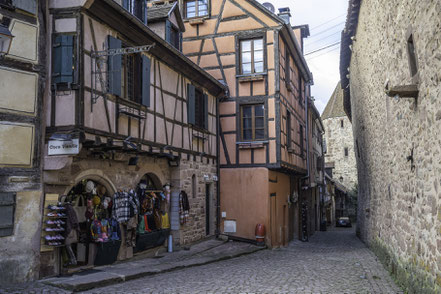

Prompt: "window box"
[238,142,265,149]
[188,17,206,25]
[237,73,266,83]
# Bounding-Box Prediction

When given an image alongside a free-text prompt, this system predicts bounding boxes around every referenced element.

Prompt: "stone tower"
[321,82,357,192]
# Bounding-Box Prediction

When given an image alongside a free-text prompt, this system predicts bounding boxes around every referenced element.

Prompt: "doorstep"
[41,238,266,292]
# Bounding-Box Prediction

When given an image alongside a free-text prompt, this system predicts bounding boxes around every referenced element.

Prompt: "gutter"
[215,91,221,238]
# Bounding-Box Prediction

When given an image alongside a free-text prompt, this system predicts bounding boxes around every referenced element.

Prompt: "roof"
[147,2,185,32]
[321,81,346,120]
[339,0,362,120]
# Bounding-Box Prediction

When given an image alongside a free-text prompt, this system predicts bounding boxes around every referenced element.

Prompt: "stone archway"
[63,169,116,196]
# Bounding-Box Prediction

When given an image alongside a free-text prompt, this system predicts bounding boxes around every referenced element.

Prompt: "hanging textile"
[179,191,190,225]
[112,191,138,223]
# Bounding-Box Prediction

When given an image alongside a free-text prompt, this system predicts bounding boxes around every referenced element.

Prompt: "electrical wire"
[309,21,345,38]
[305,42,341,56]
[306,30,341,47]
[306,46,341,61]
[310,13,346,31]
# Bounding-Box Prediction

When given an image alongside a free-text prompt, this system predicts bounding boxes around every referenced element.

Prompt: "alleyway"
[85,228,401,293]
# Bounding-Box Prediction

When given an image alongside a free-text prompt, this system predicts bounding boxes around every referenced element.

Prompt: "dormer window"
[185,0,209,19]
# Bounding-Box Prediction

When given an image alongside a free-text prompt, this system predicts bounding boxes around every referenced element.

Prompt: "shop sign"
[48,139,80,156]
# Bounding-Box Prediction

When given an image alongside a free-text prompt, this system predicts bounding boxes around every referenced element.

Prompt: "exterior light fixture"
[0,24,14,57]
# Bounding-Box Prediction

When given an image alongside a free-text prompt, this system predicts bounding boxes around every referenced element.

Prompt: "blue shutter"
[142,0,148,24]
[165,20,171,44]
[203,94,209,129]
[108,36,122,96]
[123,0,130,10]
[141,55,151,107]
[12,0,36,15]
[52,35,74,85]
[187,84,196,125]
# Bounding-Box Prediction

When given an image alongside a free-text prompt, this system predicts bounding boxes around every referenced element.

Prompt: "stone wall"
[176,156,218,245]
[349,0,441,292]
[323,116,358,192]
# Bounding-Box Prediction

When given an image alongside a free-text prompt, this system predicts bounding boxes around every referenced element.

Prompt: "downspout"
[215,93,221,238]
[300,83,311,241]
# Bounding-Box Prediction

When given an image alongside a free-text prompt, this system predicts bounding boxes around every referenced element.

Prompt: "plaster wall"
[349,0,441,292]
[323,116,357,191]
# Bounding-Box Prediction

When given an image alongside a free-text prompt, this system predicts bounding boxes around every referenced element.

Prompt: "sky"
[258,0,349,114]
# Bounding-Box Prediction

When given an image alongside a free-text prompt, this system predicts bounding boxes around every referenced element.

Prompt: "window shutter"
[187,84,196,125]
[142,0,148,24]
[285,49,290,86]
[12,0,36,14]
[165,20,172,43]
[141,55,151,107]
[203,94,209,129]
[108,36,122,96]
[179,32,183,51]
[0,193,15,237]
[123,0,130,10]
[52,35,74,84]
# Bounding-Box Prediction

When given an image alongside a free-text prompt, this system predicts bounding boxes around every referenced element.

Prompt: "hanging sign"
[48,139,80,156]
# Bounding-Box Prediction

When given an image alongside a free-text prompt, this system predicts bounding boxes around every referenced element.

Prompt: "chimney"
[278,7,291,24]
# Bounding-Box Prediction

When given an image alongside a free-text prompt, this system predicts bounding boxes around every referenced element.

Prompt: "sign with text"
[48,139,80,156]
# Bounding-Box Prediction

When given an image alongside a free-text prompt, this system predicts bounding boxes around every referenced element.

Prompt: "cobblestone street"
[0,227,403,294]
[79,227,402,294]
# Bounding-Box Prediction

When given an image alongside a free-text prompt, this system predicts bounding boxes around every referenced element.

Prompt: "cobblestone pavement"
[0,227,403,294]
[82,227,402,294]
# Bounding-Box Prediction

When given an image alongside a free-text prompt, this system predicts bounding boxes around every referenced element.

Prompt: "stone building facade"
[341,0,441,292]
[322,82,357,192]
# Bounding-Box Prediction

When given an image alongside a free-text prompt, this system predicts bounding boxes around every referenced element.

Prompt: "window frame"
[239,38,265,75]
[240,103,266,142]
[184,0,210,19]
[286,110,292,150]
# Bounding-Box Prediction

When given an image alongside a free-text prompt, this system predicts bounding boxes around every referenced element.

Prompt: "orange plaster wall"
[220,168,269,241]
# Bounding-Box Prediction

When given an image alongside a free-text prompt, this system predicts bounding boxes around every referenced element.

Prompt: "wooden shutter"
[52,35,74,84]
[108,36,122,96]
[123,0,130,10]
[203,94,209,129]
[141,55,151,107]
[0,193,15,237]
[187,84,196,125]
[165,20,172,44]
[12,0,36,14]
[179,32,183,51]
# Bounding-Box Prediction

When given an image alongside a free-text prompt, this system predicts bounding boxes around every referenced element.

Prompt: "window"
[107,36,151,106]
[344,147,349,157]
[52,34,74,85]
[240,38,264,75]
[299,124,304,158]
[0,193,15,237]
[165,20,181,50]
[340,119,344,128]
[241,104,265,141]
[192,174,196,198]
[122,0,147,24]
[407,34,418,78]
[12,0,37,15]
[185,0,209,18]
[285,48,290,87]
[286,111,291,149]
[187,84,208,129]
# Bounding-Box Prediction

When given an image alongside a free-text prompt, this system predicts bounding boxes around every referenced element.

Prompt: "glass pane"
[243,130,252,140]
[254,61,264,73]
[254,104,264,116]
[242,106,252,117]
[243,118,252,129]
[242,52,252,64]
[254,39,263,50]
[187,11,196,18]
[255,117,264,128]
[187,1,196,8]
[255,129,265,139]
[242,63,251,74]
[254,50,264,62]
[241,40,251,52]
[198,0,208,15]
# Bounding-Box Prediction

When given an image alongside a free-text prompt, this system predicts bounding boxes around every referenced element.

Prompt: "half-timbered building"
[168,0,314,247]
[41,0,225,277]
[0,0,47,284]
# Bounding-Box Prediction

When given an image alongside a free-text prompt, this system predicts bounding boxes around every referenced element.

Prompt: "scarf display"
[179,191,190,225]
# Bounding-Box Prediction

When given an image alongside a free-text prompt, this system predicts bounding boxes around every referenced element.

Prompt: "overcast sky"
[258,0,348,114]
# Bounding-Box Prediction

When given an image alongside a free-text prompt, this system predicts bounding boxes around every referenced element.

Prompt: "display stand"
[134,229,170,253]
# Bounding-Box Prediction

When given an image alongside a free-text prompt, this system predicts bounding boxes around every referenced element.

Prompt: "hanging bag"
[73,195,87,223]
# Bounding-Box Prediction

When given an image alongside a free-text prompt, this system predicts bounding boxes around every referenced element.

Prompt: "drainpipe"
[215,94,221,238]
